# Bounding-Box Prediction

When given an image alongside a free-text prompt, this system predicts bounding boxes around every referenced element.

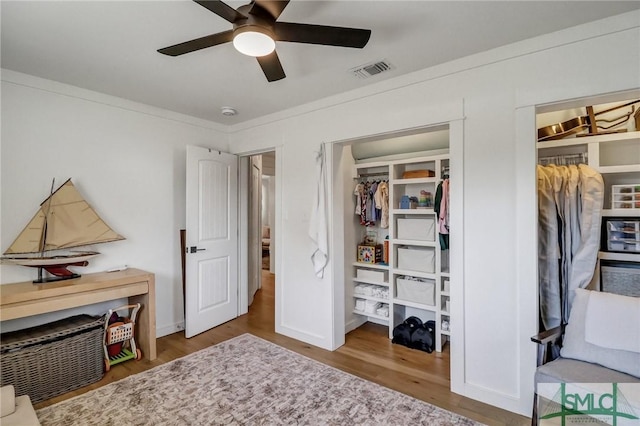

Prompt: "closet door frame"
[328,118,466,396]
[514,105,539,409]
[517,90,640,415]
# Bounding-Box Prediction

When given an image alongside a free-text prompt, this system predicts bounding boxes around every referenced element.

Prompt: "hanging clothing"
[435,179,449,250]
[375,181,389,229]
[354,179,389,228]
[434,181,443,218]
[368,181,378,223]
[365,182,376,226]
[537,166,562,330]
[537,164,604,330]
[354,183,368,225]
[354,183,363,216]
[360,183,368,225]
[373,181,383,223]
[570,165,605,308]
[309,144,329,278]
[439,179,450,234]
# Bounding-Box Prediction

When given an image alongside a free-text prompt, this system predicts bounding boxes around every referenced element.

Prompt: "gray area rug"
[37,334,481,425]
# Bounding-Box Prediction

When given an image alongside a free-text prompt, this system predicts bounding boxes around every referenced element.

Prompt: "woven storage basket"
[0,314,104,404]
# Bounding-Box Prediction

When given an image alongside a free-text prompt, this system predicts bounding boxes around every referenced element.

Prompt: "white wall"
[227,12,640,415]
[0,70,228,336]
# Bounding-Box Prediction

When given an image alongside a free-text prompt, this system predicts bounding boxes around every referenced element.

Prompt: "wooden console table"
[0,268,157,360]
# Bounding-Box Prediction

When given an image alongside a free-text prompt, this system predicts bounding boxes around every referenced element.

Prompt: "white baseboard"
[157,321,185,338]
[345,316,367,334]
[462,381,531,417]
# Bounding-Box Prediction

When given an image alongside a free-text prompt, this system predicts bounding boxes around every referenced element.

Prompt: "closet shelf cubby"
[394,298,438,313]
[352,262,389,270]
[352,310,389,321]
[352,277,390,287]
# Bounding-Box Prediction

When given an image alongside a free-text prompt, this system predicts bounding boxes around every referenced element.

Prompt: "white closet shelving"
[537,131,640,216]
[351,152,451,352]
[351,262,391,323]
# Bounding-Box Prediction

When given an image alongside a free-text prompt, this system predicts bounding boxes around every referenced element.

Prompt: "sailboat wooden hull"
[2,251,99,267]
[2,251,99,276]
[2,251,99,283]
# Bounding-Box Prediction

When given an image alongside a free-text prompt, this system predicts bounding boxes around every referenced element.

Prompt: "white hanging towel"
[309,143,329,278]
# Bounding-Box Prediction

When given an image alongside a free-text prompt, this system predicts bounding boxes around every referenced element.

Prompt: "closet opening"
[535,91,640,332]
[331,124,454,382]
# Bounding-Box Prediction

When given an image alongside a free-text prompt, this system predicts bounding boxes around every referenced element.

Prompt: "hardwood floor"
[36,271,530,425]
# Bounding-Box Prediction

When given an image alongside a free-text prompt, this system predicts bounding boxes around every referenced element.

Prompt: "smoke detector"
[221,106,237,116]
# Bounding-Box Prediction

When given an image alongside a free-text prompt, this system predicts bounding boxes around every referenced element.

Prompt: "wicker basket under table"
[0,314,105,404]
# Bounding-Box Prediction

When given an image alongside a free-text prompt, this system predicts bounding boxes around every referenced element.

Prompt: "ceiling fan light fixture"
[233,27,275,57]
[157,2,372,82]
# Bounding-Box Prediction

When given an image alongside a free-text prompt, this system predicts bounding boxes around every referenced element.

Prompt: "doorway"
[247,151,276,318]
[328,122,464,384]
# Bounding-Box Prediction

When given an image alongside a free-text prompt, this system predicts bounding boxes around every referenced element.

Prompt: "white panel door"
[185,146,238,338]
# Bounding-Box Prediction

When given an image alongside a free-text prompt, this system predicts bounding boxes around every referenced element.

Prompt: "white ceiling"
[2,1,638,126]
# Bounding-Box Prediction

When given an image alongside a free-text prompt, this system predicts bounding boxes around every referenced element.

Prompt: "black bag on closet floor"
[392,316,423,347]
[410,320,436,353]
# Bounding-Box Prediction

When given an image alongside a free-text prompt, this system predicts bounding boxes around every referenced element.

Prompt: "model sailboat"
[2,179,124,283]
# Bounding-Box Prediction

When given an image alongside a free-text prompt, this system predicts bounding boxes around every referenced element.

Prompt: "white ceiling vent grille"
[350,59,394,79]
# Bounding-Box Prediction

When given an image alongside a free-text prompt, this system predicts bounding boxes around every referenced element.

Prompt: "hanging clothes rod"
[355,172,389,179]
[538,152,588,166]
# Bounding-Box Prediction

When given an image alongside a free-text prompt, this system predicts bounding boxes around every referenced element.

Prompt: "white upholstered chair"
[531,288,640,425]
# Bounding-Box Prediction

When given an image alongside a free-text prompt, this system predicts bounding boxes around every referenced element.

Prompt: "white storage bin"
[397,218,435,241]
[397,247,435,273]
[356,268,386,282]
[396,278,435,306]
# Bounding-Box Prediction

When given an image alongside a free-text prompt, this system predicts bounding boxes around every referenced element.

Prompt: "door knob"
[189,246,206,253]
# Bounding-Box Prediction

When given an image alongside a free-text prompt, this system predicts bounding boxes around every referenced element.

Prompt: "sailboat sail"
[4,179,124,255]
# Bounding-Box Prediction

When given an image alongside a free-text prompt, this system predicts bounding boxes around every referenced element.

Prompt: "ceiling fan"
[157,0,371,82]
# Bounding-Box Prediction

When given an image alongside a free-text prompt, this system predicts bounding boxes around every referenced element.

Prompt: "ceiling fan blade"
[158,30,234,56]
[250,0,290,20]
[274,22,371,48]
[256,51,286,82]
[193,0,246,23]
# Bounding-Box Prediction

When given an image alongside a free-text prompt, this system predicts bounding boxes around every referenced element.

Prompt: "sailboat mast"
[39,178,56,257]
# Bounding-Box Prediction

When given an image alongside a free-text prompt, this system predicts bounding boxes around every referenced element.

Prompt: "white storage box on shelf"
[397,247,435,273]
[397,218,435,241]
[396,277,435,306]
[356,268,386,282]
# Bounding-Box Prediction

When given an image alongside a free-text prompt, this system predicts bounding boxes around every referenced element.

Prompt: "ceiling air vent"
[350,60,394,79]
